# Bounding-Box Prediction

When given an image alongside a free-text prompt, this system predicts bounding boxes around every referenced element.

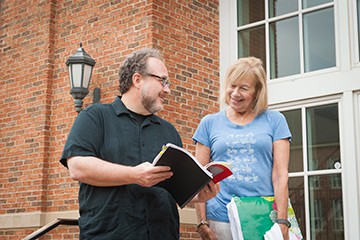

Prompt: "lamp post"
[66,43,96,113]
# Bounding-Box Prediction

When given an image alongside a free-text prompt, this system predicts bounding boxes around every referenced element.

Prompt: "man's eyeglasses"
[144,73,170,87]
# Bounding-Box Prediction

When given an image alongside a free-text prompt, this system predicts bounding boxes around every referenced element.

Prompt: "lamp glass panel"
[71,64,83,88]
[68,65,73,88]
[83,64,93,89]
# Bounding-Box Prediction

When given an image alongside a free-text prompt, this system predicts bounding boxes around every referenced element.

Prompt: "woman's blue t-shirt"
[193,109,291,222]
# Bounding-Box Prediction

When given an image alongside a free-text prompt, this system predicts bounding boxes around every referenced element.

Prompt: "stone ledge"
[0,207,196,229]
[0,211,79,229]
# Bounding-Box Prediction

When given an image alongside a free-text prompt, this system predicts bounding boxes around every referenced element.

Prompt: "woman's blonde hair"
[222,57,268,116]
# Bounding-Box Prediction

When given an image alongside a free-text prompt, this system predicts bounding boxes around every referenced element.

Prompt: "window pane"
[269,0,298,18]
[303,7,336,72]
[289,177,306,237]
[238,25,266,67]
[306,104,340,171]
[309,174,344,240]
[270,17,300,78]
[303,0,333,9]
[282,109,303,172]
[237,0,264,26]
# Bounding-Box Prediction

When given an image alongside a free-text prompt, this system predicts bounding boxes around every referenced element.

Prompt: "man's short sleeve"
[60,106,103,167]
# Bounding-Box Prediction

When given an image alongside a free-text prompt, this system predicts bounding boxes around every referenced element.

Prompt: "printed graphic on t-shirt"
[226,133,258,183]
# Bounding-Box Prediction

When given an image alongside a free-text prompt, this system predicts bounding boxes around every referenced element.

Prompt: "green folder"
[233,196,275,239]
[232,196,303,240]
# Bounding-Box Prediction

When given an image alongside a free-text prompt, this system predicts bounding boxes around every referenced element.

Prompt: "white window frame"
[220,0,360,107]
[271,93,360,239]
[349,0,360,66]
[274,96,342,239]
[220,1,360,237]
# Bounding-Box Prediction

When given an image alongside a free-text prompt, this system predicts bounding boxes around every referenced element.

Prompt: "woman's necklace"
[239,112,249,121]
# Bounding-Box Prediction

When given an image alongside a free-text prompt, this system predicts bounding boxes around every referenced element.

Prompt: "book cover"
[205,161,233,184]
[153,143,232,208]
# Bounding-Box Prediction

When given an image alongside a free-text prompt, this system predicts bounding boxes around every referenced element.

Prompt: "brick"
[1,0,219,238]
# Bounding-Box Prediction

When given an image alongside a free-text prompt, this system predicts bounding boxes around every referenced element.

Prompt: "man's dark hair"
[118,48,163,94]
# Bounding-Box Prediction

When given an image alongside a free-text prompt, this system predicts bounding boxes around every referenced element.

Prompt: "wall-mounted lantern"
[66,43,96,113]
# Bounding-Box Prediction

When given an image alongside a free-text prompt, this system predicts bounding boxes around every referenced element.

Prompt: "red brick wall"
[1,0,56,215]
[0,0,219,239]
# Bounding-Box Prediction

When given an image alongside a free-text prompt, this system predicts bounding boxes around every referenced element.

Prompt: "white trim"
[179,207,197,224]
[0,208,197,229]
[339,91,360,240]
[356,91,360,233]
[0,211,79,229]
[349,0,360,65]
[219,0,237,110]
[269,92,360,240]
[268,68,360,105]
[220,1,360,238]
[270,94,341,110]
[334,0,342,70]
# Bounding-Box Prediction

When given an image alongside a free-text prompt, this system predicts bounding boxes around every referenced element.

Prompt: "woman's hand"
[191,181,220,203]
[279,223,289,240]
[196,224,218,240]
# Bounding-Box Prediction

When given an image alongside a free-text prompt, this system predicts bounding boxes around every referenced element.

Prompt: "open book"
[152,143,233,208]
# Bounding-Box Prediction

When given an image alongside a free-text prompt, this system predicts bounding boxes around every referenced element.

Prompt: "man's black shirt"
[60,97,182,239]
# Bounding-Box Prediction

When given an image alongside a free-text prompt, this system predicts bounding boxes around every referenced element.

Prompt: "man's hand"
[191,181,220,203]
[132,162,173,187]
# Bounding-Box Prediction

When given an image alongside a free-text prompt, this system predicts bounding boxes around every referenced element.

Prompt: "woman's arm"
[194,142,218,239]
[272,139,290,240]
[193,141,213,206]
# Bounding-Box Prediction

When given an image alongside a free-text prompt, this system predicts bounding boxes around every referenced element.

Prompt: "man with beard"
[60,48,219,240]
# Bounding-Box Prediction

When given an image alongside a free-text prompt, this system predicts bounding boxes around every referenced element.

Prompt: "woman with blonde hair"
[194,57,291,240]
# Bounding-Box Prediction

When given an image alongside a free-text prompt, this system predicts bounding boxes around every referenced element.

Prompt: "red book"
[205,161,233,184]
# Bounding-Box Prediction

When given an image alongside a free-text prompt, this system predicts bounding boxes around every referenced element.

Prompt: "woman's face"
[226,76,257,113]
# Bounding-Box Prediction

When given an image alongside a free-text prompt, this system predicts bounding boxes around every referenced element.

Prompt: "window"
[282,102,344,240]
[311,200,324,232]
[222,1,360,238]
[332,199,344,232]
[306,104,340,171]
[237,0,336,79]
